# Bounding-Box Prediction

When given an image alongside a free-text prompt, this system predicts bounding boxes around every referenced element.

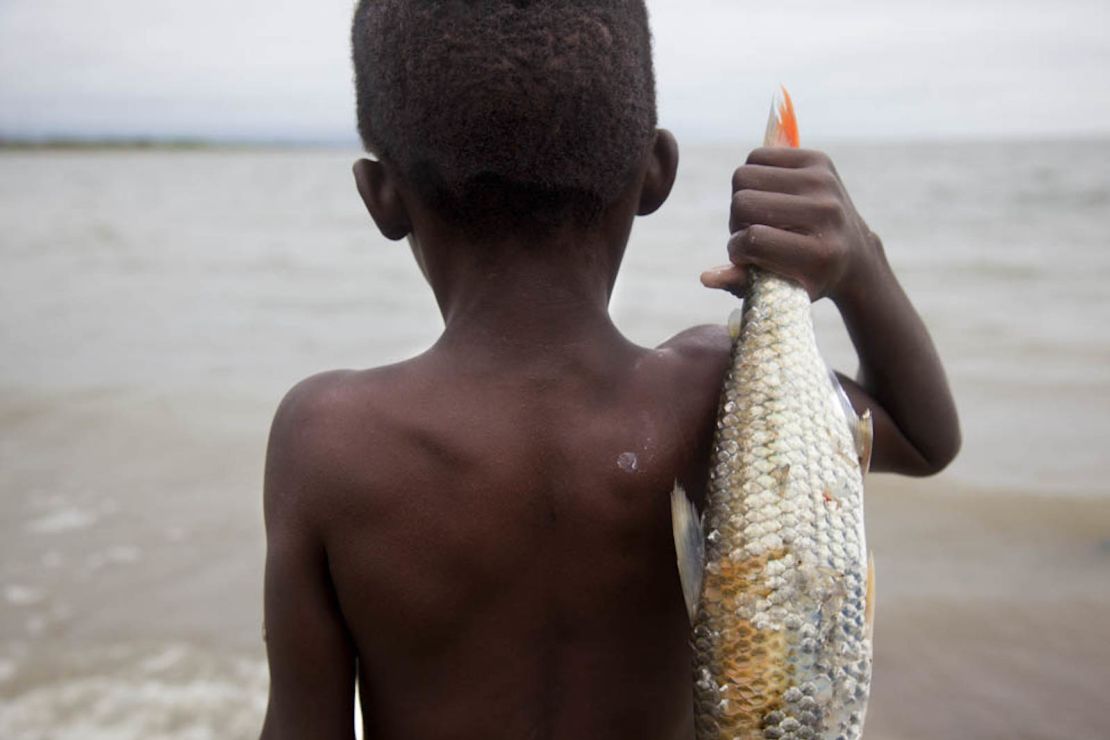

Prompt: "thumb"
[700,264,748,298]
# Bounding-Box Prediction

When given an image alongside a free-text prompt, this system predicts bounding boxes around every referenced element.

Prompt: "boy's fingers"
[746,147,834,170]
[727,225,827,299]
[731,164,812,197]
[730,189,834,235]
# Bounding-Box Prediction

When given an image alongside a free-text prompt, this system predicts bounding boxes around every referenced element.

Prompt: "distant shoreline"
[3,134,1109,153]
[0,138,358,152]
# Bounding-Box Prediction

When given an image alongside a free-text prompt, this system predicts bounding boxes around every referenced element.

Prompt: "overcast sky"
[1,0,1107,143]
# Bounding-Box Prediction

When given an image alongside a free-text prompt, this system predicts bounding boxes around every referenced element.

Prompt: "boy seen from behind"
[260,2,959,738]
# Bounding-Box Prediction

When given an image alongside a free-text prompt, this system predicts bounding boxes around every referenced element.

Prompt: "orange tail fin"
[763,85,800,149]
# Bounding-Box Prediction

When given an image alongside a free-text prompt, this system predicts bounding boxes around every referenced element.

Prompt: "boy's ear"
[353,158,411,241]
[636,129,679,217]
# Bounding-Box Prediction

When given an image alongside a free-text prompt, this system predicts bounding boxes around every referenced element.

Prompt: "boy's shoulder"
[268,367,387,458]
[273,323,733,430]
[264,323,734,520]
[658,323,731,357]
[655,323,733,385]
[654,323,734,445]
[263,363,420,522]
[267,323,736,455]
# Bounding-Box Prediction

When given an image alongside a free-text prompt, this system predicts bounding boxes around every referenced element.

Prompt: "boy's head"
[351,0,657,236]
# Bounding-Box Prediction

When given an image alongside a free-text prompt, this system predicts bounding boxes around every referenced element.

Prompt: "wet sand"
[863,479,1110,740]
[2,388,1109,738]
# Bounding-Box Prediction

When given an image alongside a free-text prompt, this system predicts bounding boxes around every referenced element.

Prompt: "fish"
[671,87,876,740]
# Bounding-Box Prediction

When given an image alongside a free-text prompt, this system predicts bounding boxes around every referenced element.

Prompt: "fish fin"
[670,482,705,624]
[763,96,780,149]
[727,307,743,341]
[828,370,861,447]
[827,370,874,477]
[763,85,801,149]
[864,551,877,639]
[857,409,875,476]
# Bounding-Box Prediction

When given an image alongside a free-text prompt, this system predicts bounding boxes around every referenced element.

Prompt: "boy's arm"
[702,147,960,476]
[261,380,357,740]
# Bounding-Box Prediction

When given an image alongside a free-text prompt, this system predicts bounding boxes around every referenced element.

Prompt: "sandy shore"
[2,389,1109,738]
[863,479,1110,739]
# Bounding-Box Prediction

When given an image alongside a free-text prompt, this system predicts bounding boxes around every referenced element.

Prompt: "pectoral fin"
[828,370,874,477]
[728,308,744,341]
[670,483,705,624]
[857,409,874,476]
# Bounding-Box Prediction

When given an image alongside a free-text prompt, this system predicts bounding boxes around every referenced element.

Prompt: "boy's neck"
[423,229,636,368]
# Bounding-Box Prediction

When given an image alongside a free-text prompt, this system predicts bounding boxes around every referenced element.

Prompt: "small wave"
[79,546,142,575]
[0,644,268,740]
[138,645,189,674]
[4,585,46,606]
[25,509,97,534]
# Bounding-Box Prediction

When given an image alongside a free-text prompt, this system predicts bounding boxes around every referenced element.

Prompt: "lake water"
[3,140,1108,491]
[1,140,1108,737]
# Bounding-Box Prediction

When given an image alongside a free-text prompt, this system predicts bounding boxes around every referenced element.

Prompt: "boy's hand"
[701,147,881,304]
[699,146,961,476]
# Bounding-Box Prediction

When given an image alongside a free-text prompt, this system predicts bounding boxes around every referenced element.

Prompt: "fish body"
[672,89,875,740]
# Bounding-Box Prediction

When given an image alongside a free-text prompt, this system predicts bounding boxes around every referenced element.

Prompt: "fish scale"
[672,90,874,740]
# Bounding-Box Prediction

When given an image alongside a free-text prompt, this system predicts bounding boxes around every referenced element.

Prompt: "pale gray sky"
[1,0,1107,142]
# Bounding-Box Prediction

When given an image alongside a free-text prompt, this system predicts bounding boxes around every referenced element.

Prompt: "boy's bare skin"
[260,132,959,739]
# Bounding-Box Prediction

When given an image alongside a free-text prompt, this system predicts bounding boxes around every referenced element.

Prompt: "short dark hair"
[352,0,657,234]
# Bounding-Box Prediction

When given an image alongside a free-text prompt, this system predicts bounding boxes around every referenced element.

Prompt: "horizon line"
[3,130,1110,151]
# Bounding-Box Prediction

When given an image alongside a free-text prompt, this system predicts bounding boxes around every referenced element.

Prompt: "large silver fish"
[672,90,876,740]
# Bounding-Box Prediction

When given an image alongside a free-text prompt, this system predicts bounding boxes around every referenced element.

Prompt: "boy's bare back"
[264,323,732,739]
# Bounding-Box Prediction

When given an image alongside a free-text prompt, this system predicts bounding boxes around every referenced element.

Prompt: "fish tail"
[763,85,801,149]
[670,483,705,624]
